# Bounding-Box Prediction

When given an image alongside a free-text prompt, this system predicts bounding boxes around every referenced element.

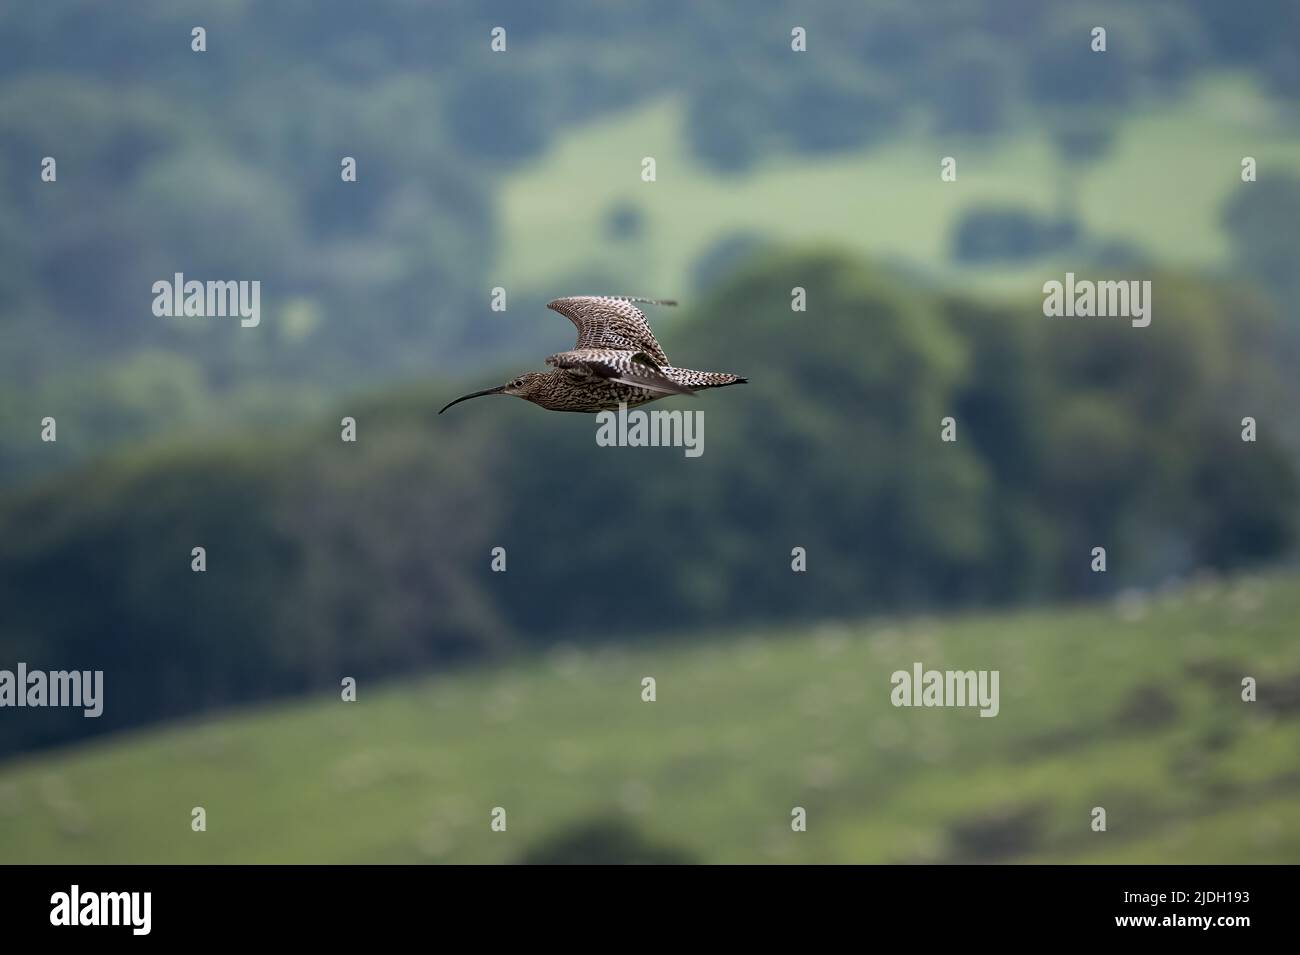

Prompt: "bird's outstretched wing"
[546,296,675,366]
[546,348,695,397]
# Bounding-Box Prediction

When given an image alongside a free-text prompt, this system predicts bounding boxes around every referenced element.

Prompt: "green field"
[1,571,1297,864]
[497,74,1300,301]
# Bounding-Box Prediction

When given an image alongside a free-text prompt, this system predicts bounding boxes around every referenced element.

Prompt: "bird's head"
[439,372,548,414]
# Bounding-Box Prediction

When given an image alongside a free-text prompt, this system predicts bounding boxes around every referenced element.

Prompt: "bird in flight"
[439,296,747,414]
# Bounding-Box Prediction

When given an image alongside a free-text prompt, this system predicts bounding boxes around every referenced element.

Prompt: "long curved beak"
[439,385,505,414]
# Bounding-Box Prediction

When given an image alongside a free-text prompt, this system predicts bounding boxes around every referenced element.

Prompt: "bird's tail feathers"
[668,368,747,390]
[613,296,677,307]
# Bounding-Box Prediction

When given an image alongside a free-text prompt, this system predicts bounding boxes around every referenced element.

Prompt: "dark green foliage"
[929,39,1014,136]
[771,65,903,155]
[951,206,1080,262]
[519,818,697,864]
[690,231,773,292]
[443,63,549,164]
[1222,175,1300,310]
[946,803,1047,861]
[685,77,775,174]
[1029,19,1135,108]
[1113,684,1181,730]
[604,201,645,241]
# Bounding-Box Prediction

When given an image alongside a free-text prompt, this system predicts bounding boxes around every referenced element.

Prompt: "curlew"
[439,296,747,414]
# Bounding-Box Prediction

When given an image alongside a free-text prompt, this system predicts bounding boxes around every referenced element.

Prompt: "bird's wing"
[546,296,674,366]
[546,348,695,397]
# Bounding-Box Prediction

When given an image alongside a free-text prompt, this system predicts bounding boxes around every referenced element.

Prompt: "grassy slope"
[496,74,1300,301]
[1,572,1297,863]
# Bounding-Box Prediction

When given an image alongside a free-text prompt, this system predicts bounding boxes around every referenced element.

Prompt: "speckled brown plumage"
[440,296,747,414]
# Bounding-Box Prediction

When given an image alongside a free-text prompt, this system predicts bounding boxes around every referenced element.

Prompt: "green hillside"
[497,75,1300,299]
[2,570,1297,864]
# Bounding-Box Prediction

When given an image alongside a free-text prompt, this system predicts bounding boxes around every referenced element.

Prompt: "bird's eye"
[512,378,523,389]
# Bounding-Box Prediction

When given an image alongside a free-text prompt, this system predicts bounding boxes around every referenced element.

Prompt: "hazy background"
[1,0,1299,863]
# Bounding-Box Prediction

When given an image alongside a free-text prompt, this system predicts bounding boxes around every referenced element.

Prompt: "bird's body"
[440,296,747,415]
[526,346,745,412]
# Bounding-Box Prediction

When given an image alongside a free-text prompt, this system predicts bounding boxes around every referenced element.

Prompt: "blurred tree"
[685,77,773,173]
[443,63,550,164]
[1049,115,1116,220]
[1029,20,1135,109]
[1221,175,1300,312]
[772,64,903,155]
[951,206,1079,263]
[604,201,645,241]
[690,231,772,292]
[519,818,697,864]
[930,38,1014,136]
